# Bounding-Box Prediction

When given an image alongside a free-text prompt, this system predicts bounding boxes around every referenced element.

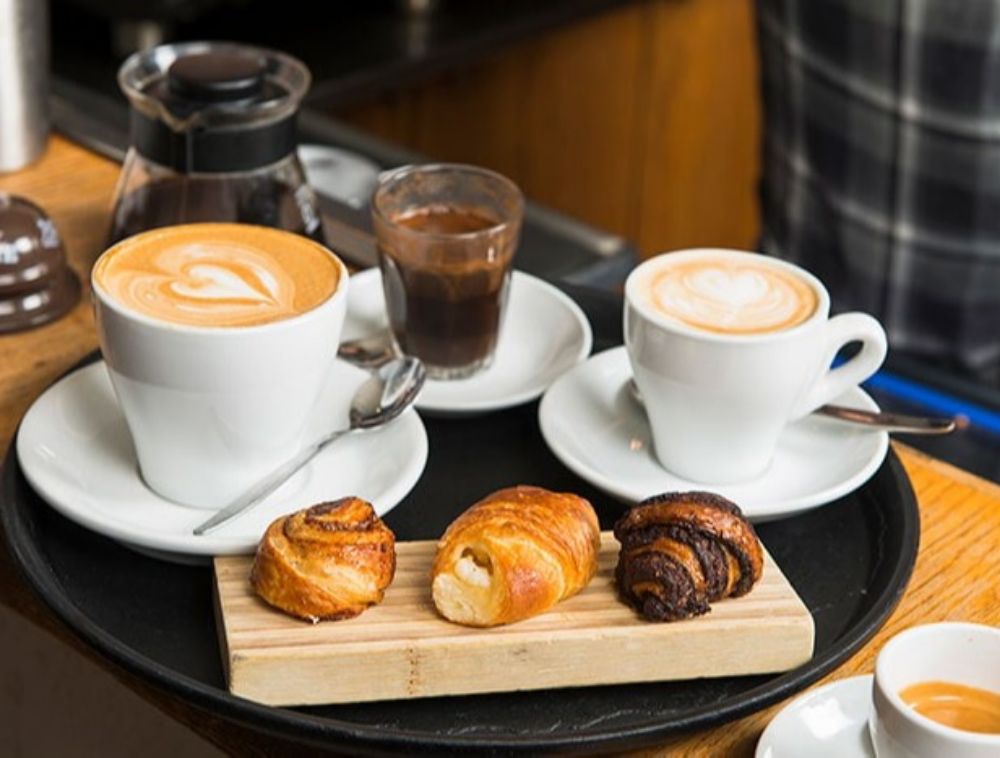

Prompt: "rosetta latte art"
[94,224,340,328]
[102,242,297,327]
[645,258,818,335]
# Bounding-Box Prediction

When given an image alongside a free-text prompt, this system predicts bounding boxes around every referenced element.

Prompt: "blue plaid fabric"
[758,0,1000,385]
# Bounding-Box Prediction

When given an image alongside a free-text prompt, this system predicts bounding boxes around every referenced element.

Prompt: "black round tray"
[1,286,919,756]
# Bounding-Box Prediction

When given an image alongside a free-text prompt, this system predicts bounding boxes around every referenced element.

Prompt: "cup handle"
[790,313,888,420]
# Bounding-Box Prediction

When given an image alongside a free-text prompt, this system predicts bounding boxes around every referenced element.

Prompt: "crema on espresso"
[93,223,341,328]
[638,254,818,335]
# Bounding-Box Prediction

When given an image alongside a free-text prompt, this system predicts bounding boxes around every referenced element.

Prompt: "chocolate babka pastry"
[613,491,764,622]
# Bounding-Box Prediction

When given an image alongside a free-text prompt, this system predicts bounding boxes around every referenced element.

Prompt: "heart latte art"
[642,257,818,335]
[94,224,341,328]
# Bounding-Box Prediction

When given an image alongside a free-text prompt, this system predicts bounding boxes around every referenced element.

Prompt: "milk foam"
[642,257,817,334]
[94,224,340,328]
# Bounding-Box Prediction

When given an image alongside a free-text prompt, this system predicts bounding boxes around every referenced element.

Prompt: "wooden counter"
[1,137,998,756]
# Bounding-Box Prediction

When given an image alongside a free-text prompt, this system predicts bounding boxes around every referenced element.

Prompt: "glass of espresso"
[371,164,524,379]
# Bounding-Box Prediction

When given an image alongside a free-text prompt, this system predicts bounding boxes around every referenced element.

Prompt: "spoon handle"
[192,429,349,536]
[815,404,958,435]
[624,378,957,436]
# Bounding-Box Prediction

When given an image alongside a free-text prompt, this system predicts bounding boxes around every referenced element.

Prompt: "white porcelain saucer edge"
[538,346,889,521]
[16,360,428,558]
[756,675,875,758]
[346,268,593,414]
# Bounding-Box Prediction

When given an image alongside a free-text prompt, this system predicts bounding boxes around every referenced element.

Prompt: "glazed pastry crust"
[250,498,396,622]
[614,491,763,622]
[431,486,600,627]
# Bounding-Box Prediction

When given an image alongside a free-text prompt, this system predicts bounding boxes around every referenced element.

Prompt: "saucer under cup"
[756,675,875,758]
[343,268,592,414]
[538,347,888,520]
[16,360,428,557]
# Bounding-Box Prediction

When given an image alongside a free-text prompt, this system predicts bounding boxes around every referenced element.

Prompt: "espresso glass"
[372,164,524,380]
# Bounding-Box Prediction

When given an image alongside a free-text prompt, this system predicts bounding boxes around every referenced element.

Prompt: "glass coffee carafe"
[109,41,323,244]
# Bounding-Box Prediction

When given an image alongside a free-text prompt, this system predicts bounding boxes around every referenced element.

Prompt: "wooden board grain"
[214,532,814,706]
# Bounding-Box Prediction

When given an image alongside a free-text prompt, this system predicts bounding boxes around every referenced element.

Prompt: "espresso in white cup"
[624,249,887,483]
[92,223,348,509]
[870,622,1000,758]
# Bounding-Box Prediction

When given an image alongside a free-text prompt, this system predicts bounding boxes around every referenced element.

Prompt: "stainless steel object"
[812,403,958,434]
[337,332,398,369]
[625,378,958,436]
[0,0,49,171]
[193,357,426,536]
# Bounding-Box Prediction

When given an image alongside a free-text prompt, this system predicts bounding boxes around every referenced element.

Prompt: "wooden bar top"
[1,137,998,756]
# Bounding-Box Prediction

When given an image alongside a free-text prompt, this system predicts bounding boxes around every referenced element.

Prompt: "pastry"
[613,491,763,621]
[250,497,396,622]
[431,485,600,627]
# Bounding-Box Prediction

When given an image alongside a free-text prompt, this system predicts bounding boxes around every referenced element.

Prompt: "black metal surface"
[2,285,919,755]
[51,0,631,110]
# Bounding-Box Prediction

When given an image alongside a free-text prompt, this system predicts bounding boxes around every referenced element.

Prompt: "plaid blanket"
[758,0,1000,385]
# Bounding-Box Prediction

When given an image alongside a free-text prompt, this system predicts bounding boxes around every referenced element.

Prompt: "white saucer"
[344,268,592,415]
[757,675,875,758]
[538,347,889,521]
[16,360,428,557]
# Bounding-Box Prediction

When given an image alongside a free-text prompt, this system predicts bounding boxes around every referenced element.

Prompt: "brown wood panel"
[511,2,646,236]
[634,0,761,255]
[337,89,419,148]
[335,0,761,258]
[408,59,528,182]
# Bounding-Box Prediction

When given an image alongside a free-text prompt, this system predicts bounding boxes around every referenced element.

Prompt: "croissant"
[431,485,601,627]
[250,497,396,622]
[613,491,763,622]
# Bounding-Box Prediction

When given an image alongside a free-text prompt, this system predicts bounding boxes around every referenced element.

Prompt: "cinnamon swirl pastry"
[250,498,396,622]
[431,486,600,627]
[613,491,763,622]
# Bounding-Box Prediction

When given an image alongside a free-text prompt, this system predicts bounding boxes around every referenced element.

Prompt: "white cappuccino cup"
[624,249,887,484]
[92,223,349,510]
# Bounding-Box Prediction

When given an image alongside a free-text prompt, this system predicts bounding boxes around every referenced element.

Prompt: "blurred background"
[49,0,760,257]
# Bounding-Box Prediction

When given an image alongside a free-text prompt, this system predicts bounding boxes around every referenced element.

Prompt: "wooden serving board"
[214,533,814,706]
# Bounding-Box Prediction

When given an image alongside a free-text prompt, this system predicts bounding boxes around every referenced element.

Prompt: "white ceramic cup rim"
[875,621,1000,745]
[624,248,832,344]
[91,227,349,336]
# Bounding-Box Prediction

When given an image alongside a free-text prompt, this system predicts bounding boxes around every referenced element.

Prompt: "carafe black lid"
[119,42,310,173]
[167,52,266,103]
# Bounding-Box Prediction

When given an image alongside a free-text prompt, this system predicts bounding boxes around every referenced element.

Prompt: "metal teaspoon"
[625,378,958,435]
[193,356,426,536]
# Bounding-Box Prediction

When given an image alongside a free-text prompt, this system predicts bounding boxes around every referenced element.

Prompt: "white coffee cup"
[624,249,887,483]
[870,622,1000,758]
[92,229,348,510]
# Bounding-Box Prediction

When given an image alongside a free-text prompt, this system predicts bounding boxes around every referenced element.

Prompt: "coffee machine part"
[109,41,324,245]
[0,0,50,172]
[0,194,80,332]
